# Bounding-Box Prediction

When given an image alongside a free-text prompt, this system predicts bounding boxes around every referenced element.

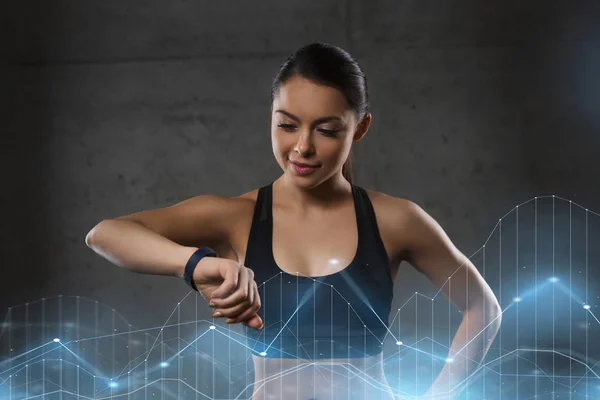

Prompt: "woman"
[86,43,502,400]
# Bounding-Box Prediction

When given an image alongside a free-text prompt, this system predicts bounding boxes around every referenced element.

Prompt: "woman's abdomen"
[251,355,396,400]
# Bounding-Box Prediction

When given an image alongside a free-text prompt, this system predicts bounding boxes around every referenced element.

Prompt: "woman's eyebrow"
[275,109,343,124]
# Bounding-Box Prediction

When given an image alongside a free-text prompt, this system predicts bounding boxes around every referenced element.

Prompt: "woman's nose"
[294,131,315,156]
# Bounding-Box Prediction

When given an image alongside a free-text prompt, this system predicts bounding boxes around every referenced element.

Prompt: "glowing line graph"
[1,194,599,399]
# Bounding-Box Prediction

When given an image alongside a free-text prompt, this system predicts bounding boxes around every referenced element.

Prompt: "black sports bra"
[242,182,394,359]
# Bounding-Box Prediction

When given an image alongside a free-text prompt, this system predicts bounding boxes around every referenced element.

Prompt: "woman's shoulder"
[362,187,418,218]
[362,187,436,235]
[359,188,431,261]
[362,187,440,242]
[220,187,261,220]
[236,187,260,202]
[181,188,259,228]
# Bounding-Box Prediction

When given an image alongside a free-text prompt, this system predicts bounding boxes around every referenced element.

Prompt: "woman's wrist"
[174,246,201,279]
[182,247,218,291]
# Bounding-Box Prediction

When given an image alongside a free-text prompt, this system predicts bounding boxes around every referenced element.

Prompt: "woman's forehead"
[273,78,351,119]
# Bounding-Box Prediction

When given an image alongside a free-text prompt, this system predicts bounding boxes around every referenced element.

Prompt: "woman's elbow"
[468,295,503,325]
[492,302,502,325]
[85,219,109,247]
[485,297,503,329]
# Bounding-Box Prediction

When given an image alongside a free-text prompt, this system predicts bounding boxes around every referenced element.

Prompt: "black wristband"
[183,247,217,291]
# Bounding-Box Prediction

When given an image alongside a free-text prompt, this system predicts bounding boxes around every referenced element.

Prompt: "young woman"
[86,43,502,400]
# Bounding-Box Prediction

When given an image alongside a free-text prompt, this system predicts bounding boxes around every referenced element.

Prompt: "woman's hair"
[270,42,370,184]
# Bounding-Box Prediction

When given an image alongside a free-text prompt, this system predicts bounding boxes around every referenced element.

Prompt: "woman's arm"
[86,218,198,277]
[85,194,236,278]
[399,201,502,399]
[86,194,264,329]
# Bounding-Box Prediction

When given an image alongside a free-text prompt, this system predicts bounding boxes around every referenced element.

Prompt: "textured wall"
[2,0,599,332]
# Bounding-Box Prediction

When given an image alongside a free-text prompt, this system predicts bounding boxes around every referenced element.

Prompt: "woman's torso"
[212,179,410,399]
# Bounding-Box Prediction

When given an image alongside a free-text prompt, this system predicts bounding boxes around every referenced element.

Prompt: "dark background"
[1,1,599,398]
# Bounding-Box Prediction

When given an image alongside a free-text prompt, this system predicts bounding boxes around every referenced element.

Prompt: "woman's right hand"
[193,256,264,330]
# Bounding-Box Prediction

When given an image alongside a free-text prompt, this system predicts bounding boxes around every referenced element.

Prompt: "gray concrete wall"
[2,0,599,351]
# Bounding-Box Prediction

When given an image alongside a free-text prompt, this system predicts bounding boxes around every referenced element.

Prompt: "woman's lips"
[290,160,318,175]
[290,159,318,167]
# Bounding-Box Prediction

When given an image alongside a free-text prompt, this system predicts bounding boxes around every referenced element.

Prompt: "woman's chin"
[284,171,320,187]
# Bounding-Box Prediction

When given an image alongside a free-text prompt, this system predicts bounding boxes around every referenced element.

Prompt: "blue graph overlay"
[1,195,599,399]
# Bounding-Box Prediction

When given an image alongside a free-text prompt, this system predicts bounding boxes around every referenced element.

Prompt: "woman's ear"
[353,112,372,142]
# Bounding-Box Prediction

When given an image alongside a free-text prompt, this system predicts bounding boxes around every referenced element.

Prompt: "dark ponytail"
[271,43,369,184]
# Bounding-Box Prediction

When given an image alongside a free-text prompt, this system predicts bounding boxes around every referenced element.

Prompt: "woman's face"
[271,75,370,187]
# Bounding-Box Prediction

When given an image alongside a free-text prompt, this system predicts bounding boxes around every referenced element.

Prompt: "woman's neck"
[275,173,352,213]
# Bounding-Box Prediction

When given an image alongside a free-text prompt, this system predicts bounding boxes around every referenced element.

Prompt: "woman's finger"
[211,266,251,309]
[210,262,240,299]
[226,278,258,323]
[245,313,264,330]
[246,269,255,305]
[244,282,263,329]
[211,267,250,317]
[228,298,261,324]
[252,280,261,309]
[214,300,251,318]
[226,281,261,324]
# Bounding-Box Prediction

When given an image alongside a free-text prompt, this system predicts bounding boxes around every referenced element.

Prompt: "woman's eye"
[319,129,339,136]
[277,123,295,131]
[277,123,338,136]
